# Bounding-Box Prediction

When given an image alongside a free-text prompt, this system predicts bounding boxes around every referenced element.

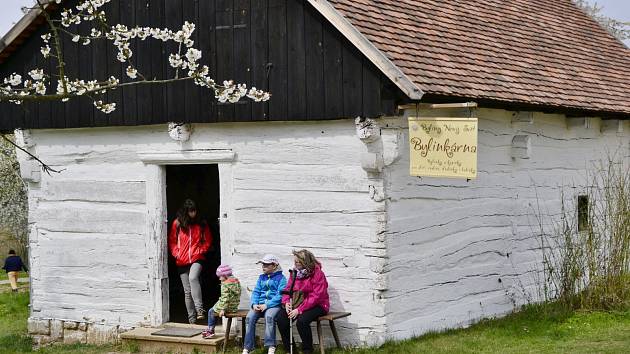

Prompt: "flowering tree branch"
[0,0,271,114]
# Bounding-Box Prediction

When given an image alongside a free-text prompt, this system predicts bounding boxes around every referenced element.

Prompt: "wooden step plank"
[120,326,223,345]
[120,321,241,354]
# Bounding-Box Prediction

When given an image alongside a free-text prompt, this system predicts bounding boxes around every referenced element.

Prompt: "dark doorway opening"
[166,164,221,324]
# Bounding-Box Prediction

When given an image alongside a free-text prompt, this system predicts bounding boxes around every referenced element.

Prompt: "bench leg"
[329,320,341,348]
[222,317,232,354]
[317,320,325,354]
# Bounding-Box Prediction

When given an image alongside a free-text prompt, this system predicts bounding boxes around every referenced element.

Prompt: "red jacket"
[281,264,330,314]
[168,220,212,267]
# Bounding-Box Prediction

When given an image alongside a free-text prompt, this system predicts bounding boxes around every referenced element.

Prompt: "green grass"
[331,304,630,354]
[0,291,628,354]
[0,290,31,353]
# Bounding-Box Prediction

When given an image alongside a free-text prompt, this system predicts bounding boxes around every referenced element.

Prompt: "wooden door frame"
[139,149,235,326]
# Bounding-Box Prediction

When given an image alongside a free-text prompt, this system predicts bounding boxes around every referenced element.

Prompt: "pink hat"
[216,264,233,277]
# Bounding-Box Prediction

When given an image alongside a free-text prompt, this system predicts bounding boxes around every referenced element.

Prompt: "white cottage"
[1,0,629,349]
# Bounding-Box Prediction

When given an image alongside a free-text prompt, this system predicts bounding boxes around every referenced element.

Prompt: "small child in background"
[2,250,28,293]
[202,264,241,339]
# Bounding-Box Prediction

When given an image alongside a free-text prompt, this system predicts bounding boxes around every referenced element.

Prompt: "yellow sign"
[408,117,478,178]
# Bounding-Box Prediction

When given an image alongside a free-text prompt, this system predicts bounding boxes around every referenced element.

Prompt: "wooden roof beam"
[307,0,424,100]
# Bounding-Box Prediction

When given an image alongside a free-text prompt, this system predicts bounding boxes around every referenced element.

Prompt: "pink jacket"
[281,264,330,314]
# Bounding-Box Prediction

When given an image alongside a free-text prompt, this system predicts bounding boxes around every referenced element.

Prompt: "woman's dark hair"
[8,249,16,255]
[176,199,198,228]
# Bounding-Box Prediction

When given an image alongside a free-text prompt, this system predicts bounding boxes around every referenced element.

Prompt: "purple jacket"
[281,264,330,314]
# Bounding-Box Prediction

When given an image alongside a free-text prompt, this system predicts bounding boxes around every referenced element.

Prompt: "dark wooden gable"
[0,0,404,131]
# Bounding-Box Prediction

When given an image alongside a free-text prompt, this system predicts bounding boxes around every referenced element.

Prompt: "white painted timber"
[384,108,629,340]
[18,115,627,346]
[19,120,382,345]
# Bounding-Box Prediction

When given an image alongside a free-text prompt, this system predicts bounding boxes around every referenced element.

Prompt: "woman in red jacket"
[168,199,212,324]
[277,249,330,354]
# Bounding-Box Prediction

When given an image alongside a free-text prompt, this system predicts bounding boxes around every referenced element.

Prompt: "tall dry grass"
[537,155,629,311]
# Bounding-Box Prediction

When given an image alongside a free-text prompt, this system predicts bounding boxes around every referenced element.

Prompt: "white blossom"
[2,5,269,110]
[35,81,46,95]
[185,48,202,63]
[126,66,138,79]
[116,47,132,62]
[56,78,68,95]
[5,74,22,87]
[247,87,271,102]
[108,76,119,86]
[169,53,184,68]
[28,69,45,81]
[40,45,51,58]
[93,100,116,114]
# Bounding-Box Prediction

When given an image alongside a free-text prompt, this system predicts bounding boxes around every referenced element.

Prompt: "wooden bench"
[222,310,351,354]
[316,312,351,354]
[222,309,249,353]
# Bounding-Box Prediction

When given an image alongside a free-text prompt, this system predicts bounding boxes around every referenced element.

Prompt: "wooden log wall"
[21,119,387,343]
[0,0,401,131]
[382,108,630,339]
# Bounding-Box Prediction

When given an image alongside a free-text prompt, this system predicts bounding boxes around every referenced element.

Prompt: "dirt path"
[0,277,29,285]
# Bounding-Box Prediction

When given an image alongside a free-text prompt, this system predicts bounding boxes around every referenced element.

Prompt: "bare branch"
[0,134,63,175]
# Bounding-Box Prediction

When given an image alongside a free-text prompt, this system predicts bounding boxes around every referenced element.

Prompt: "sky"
[0,0,628,45]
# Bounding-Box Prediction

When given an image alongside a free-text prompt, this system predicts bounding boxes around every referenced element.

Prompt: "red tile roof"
[328,0,630,116]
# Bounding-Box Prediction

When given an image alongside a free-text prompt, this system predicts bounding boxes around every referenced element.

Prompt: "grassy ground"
[331,304,630,354]
[0,287,628,353]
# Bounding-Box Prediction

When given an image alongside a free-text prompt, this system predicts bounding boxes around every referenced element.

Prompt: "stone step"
[120,322,235,353]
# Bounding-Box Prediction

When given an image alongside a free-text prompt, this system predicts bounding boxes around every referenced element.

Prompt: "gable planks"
[0,0,403,131]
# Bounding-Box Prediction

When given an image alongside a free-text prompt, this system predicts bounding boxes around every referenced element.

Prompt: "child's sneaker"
[196,309,205,320]
[267,346,276,354]
[201,328,215,339]
[242,349,250,354]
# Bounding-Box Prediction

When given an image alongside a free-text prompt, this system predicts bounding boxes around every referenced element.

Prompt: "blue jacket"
[250,270,287,309]
[2,255,28,273]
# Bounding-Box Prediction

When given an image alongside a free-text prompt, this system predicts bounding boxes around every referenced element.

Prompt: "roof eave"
[307,0,424,101]
[0,1,54,62]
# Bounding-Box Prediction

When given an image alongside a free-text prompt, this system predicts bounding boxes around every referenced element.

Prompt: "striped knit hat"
[216,264,233,277]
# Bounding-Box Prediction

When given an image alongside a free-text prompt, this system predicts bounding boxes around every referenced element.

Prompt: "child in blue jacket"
[243,254,287,354]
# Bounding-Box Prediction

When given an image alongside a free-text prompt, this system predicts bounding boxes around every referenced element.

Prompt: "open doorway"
[166,164,221,324]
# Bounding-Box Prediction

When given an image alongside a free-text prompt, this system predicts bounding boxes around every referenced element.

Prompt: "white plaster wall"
[381,109,629,339]
[17,119,385,344]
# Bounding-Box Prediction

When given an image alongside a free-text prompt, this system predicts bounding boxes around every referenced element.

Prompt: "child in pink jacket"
[277,249,330,354]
